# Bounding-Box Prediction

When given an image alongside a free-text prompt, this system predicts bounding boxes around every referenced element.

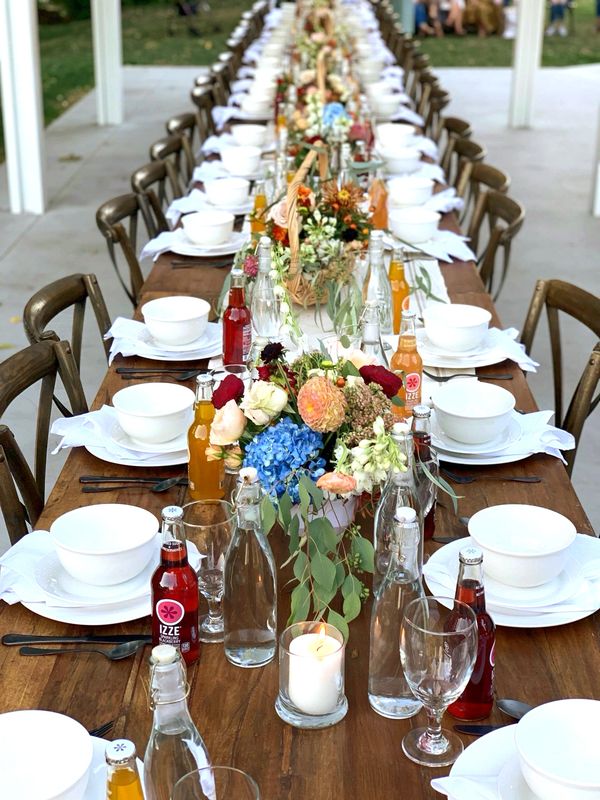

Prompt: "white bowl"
[204,176,250,207]
[247,84,276,103]
[377,122,417,149]
[112,382,195,445]
[142,295,210,346]
[388,206,440,243]
[220,145,262,177]
[516,699,600,799]
[0,710,93,799]
[230,124,267,148]
[433,381,515,444]
[181,209,234,245]
[51,503,159,586]
[387,175,434,207]
[468,504,577,587]
[422,303,492,352]
[381,145,422,175]
[240,94,272,116]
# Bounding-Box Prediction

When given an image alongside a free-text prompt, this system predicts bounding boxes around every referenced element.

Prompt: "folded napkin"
[192,161,230,183]
[50,405,173,460]
[231,78,253,93]
[412,162,446,184]
[227,91,247,108]
[486,327,538,372]
[139,229,185,261]
[212,105,240,131]
[382,65,405,80]
[165,188,212,226]
[236,66,255,79]
[384,228,475,264]
[412,135,440,161]
[424,188,464,214]
[390,106,425,127]
[431,775,499,800]
[105,317,223,363]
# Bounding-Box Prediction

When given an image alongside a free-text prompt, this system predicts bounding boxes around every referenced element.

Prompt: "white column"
[592,105,600,217]
[509,0,545,128]
[0,0,46,214]
[91,0,123,125]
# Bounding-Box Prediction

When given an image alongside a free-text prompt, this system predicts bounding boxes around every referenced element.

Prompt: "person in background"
[463,0,504,36]
[444,0,466,34]
[415,0,444,35]
[546,0,568,36]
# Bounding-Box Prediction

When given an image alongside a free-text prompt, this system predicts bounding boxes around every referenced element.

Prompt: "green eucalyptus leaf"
[310,550,336,591]
[335,561,346,589]
[290,583,311,623]
[298,481,311,518]
[341,360,360,377]
[278,491,292,530]
[340,334,350,348]
[352,535,375,573]
[261,495,277,536]
[299,474,323,509]
[288,515,301,554]
[327,609,349,642]
[343,591,362,622]
[313,582,336,613]
[293,550,309,582]
[342,573,362,598]
[308,516,338,554]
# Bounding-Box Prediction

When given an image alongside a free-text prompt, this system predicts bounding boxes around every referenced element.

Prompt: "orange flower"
[316,472,356,494]
[297,376,346,433]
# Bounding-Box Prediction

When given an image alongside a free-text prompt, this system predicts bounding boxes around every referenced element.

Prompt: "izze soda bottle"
[151,506,199,666]
[447,547,495,720]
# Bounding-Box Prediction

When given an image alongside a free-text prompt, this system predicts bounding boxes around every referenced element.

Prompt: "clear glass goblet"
[182,500,235,644]
[172,766,260,800]
[400,596,478,767]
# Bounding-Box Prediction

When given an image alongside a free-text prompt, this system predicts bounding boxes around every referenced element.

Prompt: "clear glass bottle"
[223,467,277,668]
[106,739,144,800]
[338,142,352,187]
[360,300,388,367]
[250,236,281,342]
[143,645,211,800]
[368,506,424,719]
[373,422,422,592]
[390,309,423,419]
[363,230,392,334]
[411,404,438,541]
[151,506,199,666]
[188,375,225,501]
[447,547,496,720]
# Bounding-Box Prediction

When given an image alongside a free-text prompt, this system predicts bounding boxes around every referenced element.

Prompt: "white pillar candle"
[288,632,343,716]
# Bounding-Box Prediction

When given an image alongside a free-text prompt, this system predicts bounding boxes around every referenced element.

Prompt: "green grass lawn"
[419,0,599,66]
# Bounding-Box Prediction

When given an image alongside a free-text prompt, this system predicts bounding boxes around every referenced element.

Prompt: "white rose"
[241,381,288,426]
[280,301,290,315]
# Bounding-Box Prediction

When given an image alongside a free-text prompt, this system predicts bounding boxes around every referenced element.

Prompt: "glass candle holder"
[275,621,348,729]
[172,766,260,800]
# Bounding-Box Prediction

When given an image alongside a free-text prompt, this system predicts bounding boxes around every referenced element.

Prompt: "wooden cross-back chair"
[521,279,600,476]
[0,340,88,544]
[462,162,510,241]
[165,113,200,180]
[131,160,181,238]
[23,273,111,371]
[210,62,231,106]
[96,193,147,307]
[149,133,194,191]
[190,84,217,140]
[446,137,487,196]
[422,87,450,142]
[439,116,473,165]
[469,189,525,300]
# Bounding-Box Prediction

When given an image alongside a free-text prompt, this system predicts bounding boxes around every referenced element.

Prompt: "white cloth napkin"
[212,105,239,131]
[390,106,425,126]
[231,78,253,93]
[50,405,168,460]
[412,135,440,161]
[192,161,230,183]
[165,188,213,226]
[139,229,183,261]
[431,776,499,800]
[384,229,476,263]
[485,327,538,372]
[425,188,464,214]
[382,65,405,80]
[105,317,223,364]
[201,133,236,155]
[501,409,574,463]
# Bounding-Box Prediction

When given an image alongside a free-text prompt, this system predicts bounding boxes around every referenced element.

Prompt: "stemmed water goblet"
[182,500,235,644]
[400,596,478,767]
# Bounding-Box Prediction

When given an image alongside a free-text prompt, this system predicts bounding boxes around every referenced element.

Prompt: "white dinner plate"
[497,754,537,800]
[22,594,151,625]
[110,424,190,455]
[171,231,249,257]
[221,165,265,182]
[450,725,515,789]
[85,444,188,468]
[149,326,221,353]
[416,329,507,369]
[424,535,600,628]
[134,321,222,362]
[438,449,531,466]
[424,536,582,610]
[34,545,160,606]
[205,197,254,216]
[432,413,521,456]
[87,736,146,798]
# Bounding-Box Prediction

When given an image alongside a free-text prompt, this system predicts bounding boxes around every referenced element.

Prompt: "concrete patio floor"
[0,64,598,552]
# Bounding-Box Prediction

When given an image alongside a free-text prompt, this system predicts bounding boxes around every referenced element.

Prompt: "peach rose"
[209,399,247,446]
[345,348,376,369]
[316,472,357,494]
[268,198,288,229]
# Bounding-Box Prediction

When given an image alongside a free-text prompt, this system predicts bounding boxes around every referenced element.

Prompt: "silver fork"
[424,370,513,382]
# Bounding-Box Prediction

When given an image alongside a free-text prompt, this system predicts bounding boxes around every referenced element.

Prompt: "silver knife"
[2,633,152,646]
[453,724,513,736]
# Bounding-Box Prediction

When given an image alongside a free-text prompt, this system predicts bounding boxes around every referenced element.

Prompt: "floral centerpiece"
[207,343,406,639]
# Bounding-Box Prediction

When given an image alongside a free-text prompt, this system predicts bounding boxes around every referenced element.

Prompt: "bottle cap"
[196,373,213,387]
[105,739,136,765]
[392,421,410,436]
[150,644,179,665]
[239,466,258,484]
[230,267,244,279]
[412,405,431,419]
[402,309,416,320]
[370,230,384,241]
[459,546,483,565]
[161,505,183,522]
[394,506,417,523]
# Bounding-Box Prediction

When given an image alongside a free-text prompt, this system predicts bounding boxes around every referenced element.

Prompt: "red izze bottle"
[411,404,438,541]
[447,547,496,720]
[151,506,199,666]
[223,267,252,366]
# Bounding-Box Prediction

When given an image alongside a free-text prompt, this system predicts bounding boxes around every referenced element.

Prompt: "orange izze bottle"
[390,309,422,419]
[188,374,224,500]
[389,247,410,335]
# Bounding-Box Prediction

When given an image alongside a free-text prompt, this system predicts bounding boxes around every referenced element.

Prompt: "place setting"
[424,504,600,628]
[166,180,254,225]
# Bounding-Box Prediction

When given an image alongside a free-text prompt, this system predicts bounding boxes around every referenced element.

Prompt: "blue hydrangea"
[243,417,325,502]
[322,102,349,129]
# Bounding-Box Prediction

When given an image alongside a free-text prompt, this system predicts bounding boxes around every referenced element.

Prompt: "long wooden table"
[0,244,598,799]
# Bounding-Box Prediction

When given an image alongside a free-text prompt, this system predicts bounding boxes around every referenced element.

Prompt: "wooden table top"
[0,238,597,800]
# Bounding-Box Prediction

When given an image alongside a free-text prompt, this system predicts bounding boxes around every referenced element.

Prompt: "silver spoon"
[424,370,514,382]
[19,640,148,660]
[496,698,534,720]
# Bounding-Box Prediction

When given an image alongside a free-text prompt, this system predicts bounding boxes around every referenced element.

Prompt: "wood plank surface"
[1,236,598,800]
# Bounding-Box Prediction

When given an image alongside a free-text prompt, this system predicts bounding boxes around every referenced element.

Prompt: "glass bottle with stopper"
[363,230,392,335]
[223,467,277,668]
[369,506,424,719]
[360,300,389,367]
[411,404,438,541]
[143,645,211,800]
[106,739,144,800]
[250,236,281,342]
